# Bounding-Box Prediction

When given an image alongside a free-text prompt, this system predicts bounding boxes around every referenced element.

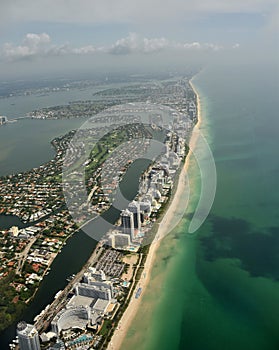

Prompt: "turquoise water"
[122,63,279,350]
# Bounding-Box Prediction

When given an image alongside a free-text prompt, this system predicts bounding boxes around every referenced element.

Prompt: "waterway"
[0,155,154,349]
[0,104,158,348]
[0,80,137,176]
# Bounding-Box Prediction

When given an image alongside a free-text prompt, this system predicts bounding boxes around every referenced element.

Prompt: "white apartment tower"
[17,322,41,350]
[120,209,135,241]
[128,201,141,231]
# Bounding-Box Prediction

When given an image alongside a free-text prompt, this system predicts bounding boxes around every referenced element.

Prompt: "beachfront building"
[75,281,113,300]
[120,209,135,241]
[139,173,149,195]
[52,269,115,335]
[83,267,106,283]
[51,306,90,334]
[128,201,141,230]
[17,321,41,350]
[139,200,152,217]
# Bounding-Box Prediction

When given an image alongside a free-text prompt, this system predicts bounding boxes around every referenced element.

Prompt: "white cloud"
[72,45,97,55]
[1,33,81,61]
[0,32,240,62]
[143,37,170,53]
[23,33,50,47]
[107,33,170,54]
[175,41,222,51]
[2,33,51,60]
[107,33,224,55]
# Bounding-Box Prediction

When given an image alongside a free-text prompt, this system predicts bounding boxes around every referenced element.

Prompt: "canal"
[0,157,152,349]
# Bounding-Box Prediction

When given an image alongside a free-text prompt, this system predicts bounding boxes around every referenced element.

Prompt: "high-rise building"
[51,306,90,335]
[83,267,106,283]
[128,201,141,230]
[139,200,152,216]
[75,280,113,300]
[17,322,41,350]
[121,209,135,240]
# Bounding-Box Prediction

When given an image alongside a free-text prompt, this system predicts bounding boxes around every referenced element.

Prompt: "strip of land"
[107,77,202,350]
[2,75,199,348]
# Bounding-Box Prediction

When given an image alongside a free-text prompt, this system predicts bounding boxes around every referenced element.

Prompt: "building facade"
[128,201,141,230]
[17,322,41,350]
[120,209,135,240]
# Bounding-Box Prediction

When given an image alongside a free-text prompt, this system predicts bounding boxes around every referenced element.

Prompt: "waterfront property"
[17,322,41,350]
[1,75,198,349]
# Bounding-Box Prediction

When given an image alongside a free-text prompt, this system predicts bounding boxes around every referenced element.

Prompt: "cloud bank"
[1,33,239,62]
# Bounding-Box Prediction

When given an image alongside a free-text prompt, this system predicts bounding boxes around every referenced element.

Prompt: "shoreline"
[107,76,203,350]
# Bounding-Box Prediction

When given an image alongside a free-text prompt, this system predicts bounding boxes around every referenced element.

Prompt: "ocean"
[120,62,279,350]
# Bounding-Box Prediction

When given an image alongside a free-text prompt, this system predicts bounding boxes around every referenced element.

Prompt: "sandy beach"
[107,77,202,350]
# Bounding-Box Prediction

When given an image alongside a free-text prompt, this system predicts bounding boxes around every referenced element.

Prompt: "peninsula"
[0,75,198,350]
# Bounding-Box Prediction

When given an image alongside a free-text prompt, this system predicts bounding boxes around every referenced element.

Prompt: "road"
[15,236,38,274]
[34,241,104,332]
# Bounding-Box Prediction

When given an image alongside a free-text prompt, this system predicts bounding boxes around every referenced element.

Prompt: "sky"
[0,0,278,79]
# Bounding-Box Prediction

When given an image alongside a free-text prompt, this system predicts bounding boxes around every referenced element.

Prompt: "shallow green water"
[122,63,279,350]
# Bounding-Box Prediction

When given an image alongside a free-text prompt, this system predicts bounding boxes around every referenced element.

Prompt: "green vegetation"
[0,271,29,332]
[85,123,152,189]
[29,100,118,120]
[99,319,113,337]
